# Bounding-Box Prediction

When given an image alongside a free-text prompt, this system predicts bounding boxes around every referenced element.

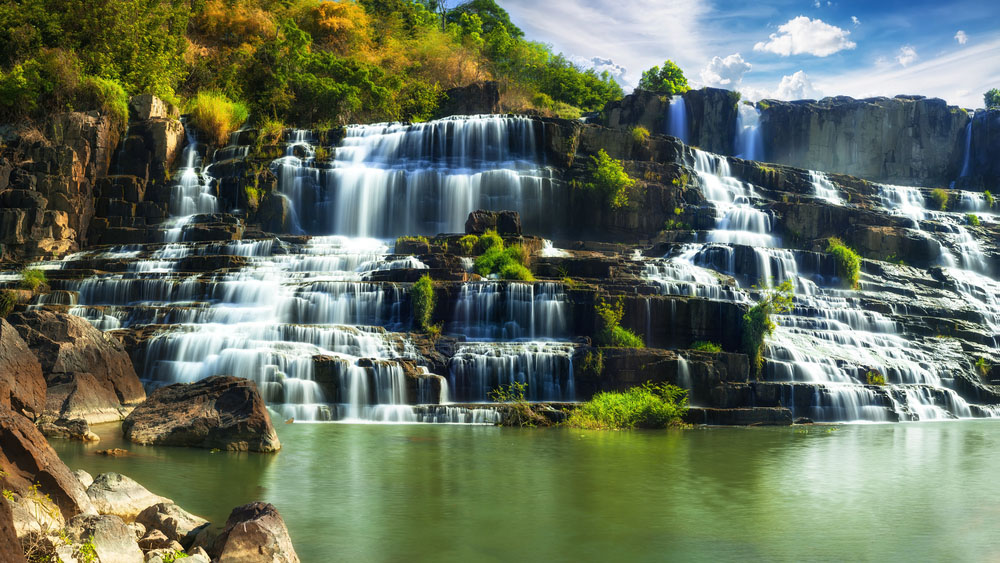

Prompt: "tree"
[447,0,523,38]
[638,60,688,96]
[986,88,1000,109]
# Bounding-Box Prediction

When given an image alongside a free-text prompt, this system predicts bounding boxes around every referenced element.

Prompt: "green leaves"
[638,60,689,96]
[585,149,636,209]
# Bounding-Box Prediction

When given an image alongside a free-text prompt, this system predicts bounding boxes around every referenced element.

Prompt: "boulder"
[211,502,299,563]
[435,81,500,118]
[38,417,100,442]
[7,310,145,410]
[137,529,182,551]
[44,372,133,424]
[129,94,176,122]
[65,513,144,563]
[86,473,171,520]
[122,376,280,453]
[464,209,522,236]
[74,469,94,489]
[0,407,96,519]
[135,502,209,548]
[0,497,27,563]
[0,318,46,418]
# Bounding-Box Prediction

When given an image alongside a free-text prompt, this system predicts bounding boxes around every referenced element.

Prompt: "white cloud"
[753,16,857,57]
[851,16,860,26]
[569,55,629,83]
[955,30,968,45]
[774,71,822,99]
[896,45,918,67]
[700,53,752,87]
[813,0,820,7]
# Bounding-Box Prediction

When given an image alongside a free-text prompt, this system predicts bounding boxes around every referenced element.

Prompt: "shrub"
[742,280,794,379]
[256,118,285,144]
[186,91,249,146]
[930,188,949,211]
[595,296,644,348]
[19,268,47,292]
[476,229,503,253]
[489,381,546,427]
[986,88,1000,109]
[985,191,994,208]
[967,214,981,226]
[473,244,534,281]
[631,126,650,143]
[458,234,479,255]
[0,290,17,318]
[585,149,636,209]
[566,382,688,429]
[866,370,886,385]
[638,60,688,95]
[976,357,991,377]
[691,341,722,353]
[411,274,436,332]
[75,75,128,131]
[826,237,861,289]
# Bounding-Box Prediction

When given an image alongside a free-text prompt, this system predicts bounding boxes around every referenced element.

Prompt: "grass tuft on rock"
[596,297,644,348]
[826,237,861,289]
[411,274,436,333]
[186,91,249,146]
[743,280,794,379]
[19,268,47,292]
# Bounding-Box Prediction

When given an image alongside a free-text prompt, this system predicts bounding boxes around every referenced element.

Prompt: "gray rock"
[136,502,209,548]
[73,469,94,489]
[86,473,170,520]
[65,513,144,563]
[212,502,299,563]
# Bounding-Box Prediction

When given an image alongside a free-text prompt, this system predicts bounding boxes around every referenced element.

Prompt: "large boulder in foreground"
[64,513,144,563]
[0,318,46,419]
[7,310,145,422]
[212,502,299,563]
[0,407,95,519]
[123,376,281,453]
[0,497,27,563]
[136,502,209,549]
[86,472,171,520]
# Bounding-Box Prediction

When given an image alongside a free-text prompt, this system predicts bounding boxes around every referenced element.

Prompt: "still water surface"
[53,421,1000,562]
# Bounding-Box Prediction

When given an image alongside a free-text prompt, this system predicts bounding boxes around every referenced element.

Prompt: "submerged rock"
[211,502,299,563]
[122,376,280,453]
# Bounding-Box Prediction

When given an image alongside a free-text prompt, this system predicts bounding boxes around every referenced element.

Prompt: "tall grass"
[567,383,688,429]
[186,91,249,146]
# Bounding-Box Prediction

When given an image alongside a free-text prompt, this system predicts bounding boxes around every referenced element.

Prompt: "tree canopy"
[638,60,689,96]
[986,88,1000,109]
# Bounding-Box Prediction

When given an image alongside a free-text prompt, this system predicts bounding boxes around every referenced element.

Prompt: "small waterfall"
[163,125,218,242]
[734,103,763,161]
[447,342,576,402]
[450,282,569,340]
[958,120,973,180]
[809,171,843,206]
[691,149,776,247]
[668,95,688,143]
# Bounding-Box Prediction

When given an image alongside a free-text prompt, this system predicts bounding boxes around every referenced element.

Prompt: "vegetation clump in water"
[743,280,794,379]
[566,382,688,429]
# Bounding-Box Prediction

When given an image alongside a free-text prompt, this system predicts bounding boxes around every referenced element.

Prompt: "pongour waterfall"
[734,104,763,161]
[668,95,689,143]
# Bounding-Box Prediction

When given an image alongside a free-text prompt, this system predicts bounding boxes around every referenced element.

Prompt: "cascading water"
[163,125,218,242]
[691,149,776,247]
[734,103,762,161]
[668,95,689,143]
[808,171,843,206]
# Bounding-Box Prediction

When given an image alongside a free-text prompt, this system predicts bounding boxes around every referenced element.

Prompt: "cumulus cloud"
[851,16,860,26]
[896,45,918,67]
[699,53,752,87]
[568,55,629,83]
[955,30,968,45]
[754,16,856,57]
[774,71,822,100]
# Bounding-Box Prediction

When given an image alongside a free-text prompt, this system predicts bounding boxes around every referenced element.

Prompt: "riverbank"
[54,418,1000,562]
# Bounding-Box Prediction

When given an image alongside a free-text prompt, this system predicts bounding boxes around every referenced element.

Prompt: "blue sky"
[500,0,1000,108]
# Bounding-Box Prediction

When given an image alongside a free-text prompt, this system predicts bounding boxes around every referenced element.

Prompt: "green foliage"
[691,341,722,353]
[19,268,46,292]
[489,381,545,427]
[584,149,636,209]
[671,173,689,188]
[985,88,1000,109]
[985,191,994,208]
[75,535,98,563]
[631,126,650,143]
[566,382,688,430]
[411,274,436,332]
[967,213,981,226]
[75,75,129,130]
[595,297,644,348]
[163,550,190,563]
[458,234,479,255]
[1,488,12,501]
[742,280,794,379]
[976,357,990,377]
[186,91,249,147]
[638,60,688,95]
[826,238,861,289]
[474,244,534,281]
[866,370,886,386]
[581,349,604,378]
[662,219,689,231]
[476,229,503,253]
[0,289,17,318]
[930,188,949,211]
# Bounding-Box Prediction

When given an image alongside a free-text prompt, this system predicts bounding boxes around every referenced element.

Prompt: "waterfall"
[808,171,843,206]
[959,120,973,179]
[690,149,776,247]
[668,95,688,143]
[734,104,763,161]
[449,282,569,340]
[163,125,219,242]
[447,342,576,402]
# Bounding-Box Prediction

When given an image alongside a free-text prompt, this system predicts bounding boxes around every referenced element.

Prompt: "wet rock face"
[122,375,281,453]
[7,310,145,416]
[465,209,522,235]
[211,502,300,563]
[0,407,96,520]
[759,95,969,186]
[0,496,26,563]
[969,108,1000,190]
[0,319,46,419]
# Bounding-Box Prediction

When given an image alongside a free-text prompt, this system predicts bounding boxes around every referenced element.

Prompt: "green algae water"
[53,421,1000,562]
